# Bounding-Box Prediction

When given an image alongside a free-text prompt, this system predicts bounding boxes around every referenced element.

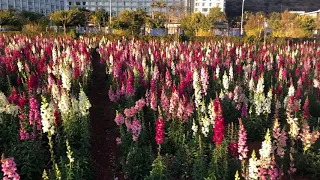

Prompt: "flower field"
[1,34,320,180]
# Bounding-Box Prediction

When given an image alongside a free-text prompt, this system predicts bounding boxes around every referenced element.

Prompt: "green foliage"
[146,11,166,29]
[268,9,316,38]
[123,145,153,179]
[0,9,21,28]
[50,8,85,33]
[208,7,227,25]
[268,12,283,37]
[91,9,108,28]
[298,15,316,37]
[180,12,211,36]
[244,12,266,38]
[145,155,168,180]
[296,148,320,179]
[20,11,46,25]
[207,141,229,180]
[192,153,207,180]
[150,1,167,12]
[111,9,147,35]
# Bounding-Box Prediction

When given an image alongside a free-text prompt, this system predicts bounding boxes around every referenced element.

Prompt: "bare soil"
[89,50,123,180]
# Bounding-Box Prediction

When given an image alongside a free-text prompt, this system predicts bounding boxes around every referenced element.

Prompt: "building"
[0,0,65,16]
[302,9,320,18]
[194,0,226,15]
[226,0,320,18]
[66,0,187,15]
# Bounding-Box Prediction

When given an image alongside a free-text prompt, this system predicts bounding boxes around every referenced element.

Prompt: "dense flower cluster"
[155,116,165,145]
[212,97,224,146]
[1,155,20,180]
[238,120,248,160]
[40,97,56,135]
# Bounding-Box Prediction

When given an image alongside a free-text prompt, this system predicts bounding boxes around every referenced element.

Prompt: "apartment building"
[0,0,65,16]
[194,0,225,15]
[66,0,186,15]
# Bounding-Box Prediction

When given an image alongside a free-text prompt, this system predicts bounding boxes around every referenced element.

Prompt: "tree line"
[0,5,319,38]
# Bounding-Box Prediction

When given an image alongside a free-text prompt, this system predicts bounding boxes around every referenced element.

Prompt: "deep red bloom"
[303,97,310,119]
[54,111,60,126]
[212,97,225,146]
[228,141,239,158]
[155,116,165,145]
[28,73,38,92]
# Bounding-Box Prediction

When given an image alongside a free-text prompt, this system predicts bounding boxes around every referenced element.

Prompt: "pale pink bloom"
[152,65,159,81]
[160,88,169,114]
[131,119,142,142]
[124,107,136,118]
[145,90,150,107]
[1,156,20,180]
[125,119,131,131]
[165,68,172,88]
[169,89,179,118]
[238,121,248,160]
[116,137,122,145]
[272,119,287,158]
[134,98,146,111]
[200,66,209,96]
[150,92,157,111]
[176,99,185,120]
[114,112,125,126]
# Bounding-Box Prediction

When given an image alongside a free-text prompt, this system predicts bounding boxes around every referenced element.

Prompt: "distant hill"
[226,0,320,17]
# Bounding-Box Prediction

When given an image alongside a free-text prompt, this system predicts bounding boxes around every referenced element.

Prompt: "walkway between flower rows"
[89,50,121,180]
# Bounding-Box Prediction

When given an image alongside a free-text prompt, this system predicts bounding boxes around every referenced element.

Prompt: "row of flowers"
[99,38,320,179]
[0,35,92,179]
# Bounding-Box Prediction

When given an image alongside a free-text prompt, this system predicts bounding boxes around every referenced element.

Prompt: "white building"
[66,0,186,15]
[0,0,65,16]
[194,0,225,15]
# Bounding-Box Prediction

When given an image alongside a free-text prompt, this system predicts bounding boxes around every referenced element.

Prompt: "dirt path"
[89,50,121,180]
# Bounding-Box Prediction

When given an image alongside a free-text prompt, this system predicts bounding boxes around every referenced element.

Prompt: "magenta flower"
[29,97,42,131]
[125,72,135,97]
[303,97,310,119]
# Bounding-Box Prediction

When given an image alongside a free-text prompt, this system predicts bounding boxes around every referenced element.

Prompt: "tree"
[0,9,21,28]
[316,15,320,36]
[298,15,316,37]
[79,8,91,27]
[146,11,166,29]
[151,0,167,19]
[111,9,147,35]
[268,12,283,37]
[20,11,48,31]
[50,8,85,33]
[180,12,210,36]
[244,12,266,37]
[208,7,226,25]
[167,2,185,23]
[151,1,167,12]
[91,9,108,30]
